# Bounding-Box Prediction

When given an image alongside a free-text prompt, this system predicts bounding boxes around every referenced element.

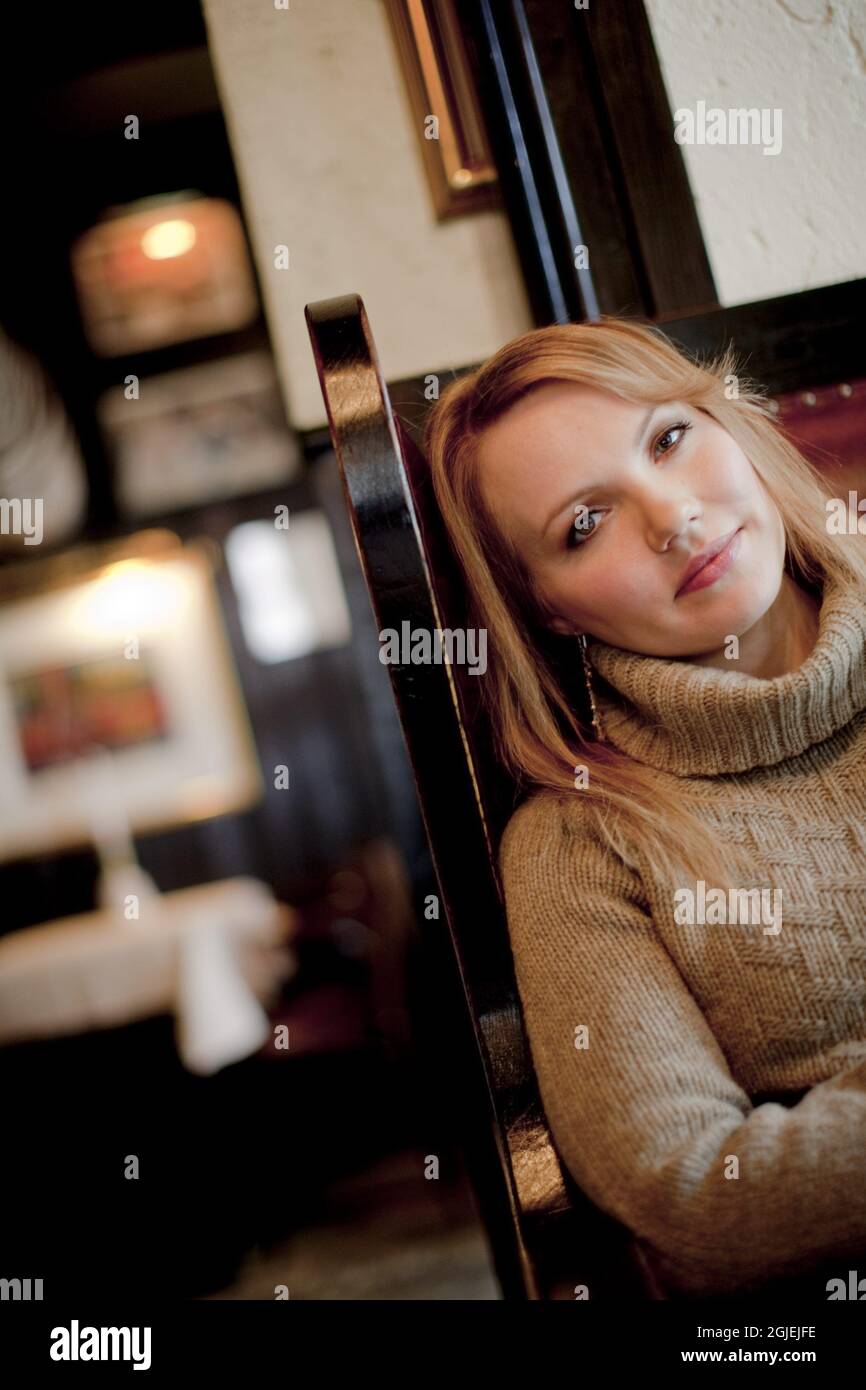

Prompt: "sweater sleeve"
[498,790,866,1297]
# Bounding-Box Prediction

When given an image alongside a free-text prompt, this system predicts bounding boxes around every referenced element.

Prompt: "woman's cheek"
[583,571,642,620]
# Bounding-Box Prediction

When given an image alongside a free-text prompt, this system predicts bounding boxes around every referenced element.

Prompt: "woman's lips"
[676,527,743,597]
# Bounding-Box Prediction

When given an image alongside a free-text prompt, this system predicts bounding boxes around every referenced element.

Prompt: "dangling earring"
[577,632,605,742]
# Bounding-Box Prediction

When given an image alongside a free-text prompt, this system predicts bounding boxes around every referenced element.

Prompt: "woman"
[422,317,866,1299]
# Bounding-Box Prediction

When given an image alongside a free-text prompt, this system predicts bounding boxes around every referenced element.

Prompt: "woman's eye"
[566,505,604,550]
[564,420,691,552]
[654,419,692,455]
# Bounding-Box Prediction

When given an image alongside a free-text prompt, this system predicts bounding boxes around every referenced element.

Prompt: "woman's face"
[475,381,786,658]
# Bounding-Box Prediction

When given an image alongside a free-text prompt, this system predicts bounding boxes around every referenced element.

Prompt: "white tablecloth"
[0,877,298,1074]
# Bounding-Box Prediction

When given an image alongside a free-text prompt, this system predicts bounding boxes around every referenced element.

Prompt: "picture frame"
[0,531,263,861]
[70,192,260,357]
[384,0,500,220]
[97,351,301,519]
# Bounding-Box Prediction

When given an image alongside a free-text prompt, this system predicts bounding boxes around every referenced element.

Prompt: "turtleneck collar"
[585,569,866,776]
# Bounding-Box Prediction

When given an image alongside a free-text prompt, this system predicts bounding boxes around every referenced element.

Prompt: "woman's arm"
[499,791,866,1298]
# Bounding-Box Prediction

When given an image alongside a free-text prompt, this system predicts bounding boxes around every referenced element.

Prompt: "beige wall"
[201,0,533,430]
[202,0,865,432]
[644,0,866,306]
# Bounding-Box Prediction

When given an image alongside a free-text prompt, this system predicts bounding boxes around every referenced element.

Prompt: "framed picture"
[10,651,170,774]
[97,351,301,518]
[70,192,260,357]
[384,0,500,220]
[0,532,263,861]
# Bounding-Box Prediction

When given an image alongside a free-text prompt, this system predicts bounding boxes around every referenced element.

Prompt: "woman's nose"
[642,495,702,554]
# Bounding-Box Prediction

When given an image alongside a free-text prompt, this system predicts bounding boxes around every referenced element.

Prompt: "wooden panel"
[658,279,866,394]
[577,0,718,316]
[458,0,718,322]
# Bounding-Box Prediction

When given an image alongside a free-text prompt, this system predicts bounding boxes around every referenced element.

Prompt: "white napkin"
[174,910,271,1076]
[172,880,297,1075]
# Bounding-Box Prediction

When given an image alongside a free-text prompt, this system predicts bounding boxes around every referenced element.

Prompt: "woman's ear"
[527,581,577,638]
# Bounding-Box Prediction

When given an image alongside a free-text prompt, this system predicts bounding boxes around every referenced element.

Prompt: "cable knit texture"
[498,569,866,1297]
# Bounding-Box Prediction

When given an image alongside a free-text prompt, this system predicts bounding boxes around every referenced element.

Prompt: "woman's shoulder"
[498,784,601,872]
[498,783,649,916]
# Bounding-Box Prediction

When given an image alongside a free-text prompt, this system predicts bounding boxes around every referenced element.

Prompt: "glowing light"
[140,219,197,260]
[224,516,352,663]
[70,560,190,637]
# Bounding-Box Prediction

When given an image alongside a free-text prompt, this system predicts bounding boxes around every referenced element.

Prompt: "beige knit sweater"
[498,567,866,1297]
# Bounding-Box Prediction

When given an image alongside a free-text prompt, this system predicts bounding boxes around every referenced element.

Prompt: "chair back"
[304,292,657,1299]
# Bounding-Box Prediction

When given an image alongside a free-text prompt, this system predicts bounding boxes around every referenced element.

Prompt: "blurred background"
[0,0,863,1301]
[0,0,503,1301]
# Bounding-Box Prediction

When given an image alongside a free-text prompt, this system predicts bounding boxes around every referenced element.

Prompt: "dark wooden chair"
[304,292,666,1299]
[305,292,866,1301]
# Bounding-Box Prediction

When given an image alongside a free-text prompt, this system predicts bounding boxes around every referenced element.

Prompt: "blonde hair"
[422,316,866,896]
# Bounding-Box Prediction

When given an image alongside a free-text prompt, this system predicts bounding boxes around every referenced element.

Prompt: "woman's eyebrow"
[539,404,660,537]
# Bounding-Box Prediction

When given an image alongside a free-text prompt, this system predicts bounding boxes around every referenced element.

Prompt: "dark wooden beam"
[578,0,719,317]
[297,282,866,455]
[656,278,866,395]
[460,0,718,324]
